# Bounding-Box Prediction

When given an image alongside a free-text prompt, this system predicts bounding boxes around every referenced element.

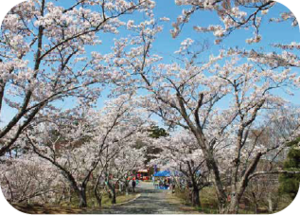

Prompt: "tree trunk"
[252,192,259,214]
[202,147,227,211]
[111,191,116,204]
[227,194,239,214]
[227,153,263,213]
[78,188,88,208]
[94,188,102,208]
[107,181,117,204]
[191,187,201,207]
[125,184,129,196]
[68,188,72,203]
[73,186,87,208]
[268,191,279,213]
[254,202,259,214]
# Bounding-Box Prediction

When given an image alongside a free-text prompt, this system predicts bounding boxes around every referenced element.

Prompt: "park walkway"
[95,182,199,214]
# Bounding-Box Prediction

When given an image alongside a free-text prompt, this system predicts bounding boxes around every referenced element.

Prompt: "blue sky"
[1,0,300,126]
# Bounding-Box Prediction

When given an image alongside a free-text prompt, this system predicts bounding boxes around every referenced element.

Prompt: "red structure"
[136,169,150,180]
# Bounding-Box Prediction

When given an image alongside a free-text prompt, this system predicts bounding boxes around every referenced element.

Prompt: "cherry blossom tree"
[167,1,300,212]
[0,153,65,204]
[112,146,146,194]
[105,16,300,211]
[22,95,149,207]
[0,0,155,157]
[94,145,146,205]
[172,0,298,44]
[94,103,149,206]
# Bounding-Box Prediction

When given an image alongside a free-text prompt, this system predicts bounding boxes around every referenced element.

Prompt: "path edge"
[112,193,141,207]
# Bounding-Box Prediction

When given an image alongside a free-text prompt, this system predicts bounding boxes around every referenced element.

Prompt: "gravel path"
[94,182,199,214]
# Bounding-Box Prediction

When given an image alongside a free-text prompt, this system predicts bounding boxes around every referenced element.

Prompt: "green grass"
[100,193,137,207]
[176,187,295,215]
[12,192,138,214]
[199,186,219,209]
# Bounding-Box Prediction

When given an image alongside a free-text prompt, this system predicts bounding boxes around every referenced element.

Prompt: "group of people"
[153,177,175,191]
[130,176,177,195]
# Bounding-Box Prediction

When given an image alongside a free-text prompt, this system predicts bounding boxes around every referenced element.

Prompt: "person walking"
[172,183,176,194]
[132,180,136,193]
[164,179,168,189]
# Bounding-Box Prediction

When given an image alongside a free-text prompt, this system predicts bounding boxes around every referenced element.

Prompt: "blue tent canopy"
[153,170,171,177]
[153,170,185,177]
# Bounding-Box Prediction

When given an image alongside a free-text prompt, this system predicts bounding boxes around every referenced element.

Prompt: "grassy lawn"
[165,192,200,214]
[12,193,139,214]
[172,186,295,214]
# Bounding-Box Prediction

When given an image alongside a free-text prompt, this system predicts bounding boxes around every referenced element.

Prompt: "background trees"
[0,154,63,204]
[279,137,300,199]
[151,131,210,207]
